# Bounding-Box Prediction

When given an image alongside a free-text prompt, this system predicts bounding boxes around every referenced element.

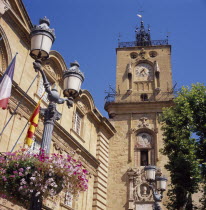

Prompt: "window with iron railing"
[73,110,83,136]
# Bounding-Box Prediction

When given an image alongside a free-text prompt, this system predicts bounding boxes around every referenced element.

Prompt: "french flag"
[0,54,17,109]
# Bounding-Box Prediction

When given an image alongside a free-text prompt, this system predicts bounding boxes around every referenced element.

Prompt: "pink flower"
[10,175,15,178]
[19,172,23,176]
[2,176,7,181]
[19,168,24,172]
[13,171,18,174]
[83,169,88,174]
[21,148,27,152]
[0,168,6,173]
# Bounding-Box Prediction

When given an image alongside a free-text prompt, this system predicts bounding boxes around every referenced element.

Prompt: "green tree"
[161,83,206,210]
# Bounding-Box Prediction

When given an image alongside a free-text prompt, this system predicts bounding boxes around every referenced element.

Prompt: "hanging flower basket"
[0,149,89,208]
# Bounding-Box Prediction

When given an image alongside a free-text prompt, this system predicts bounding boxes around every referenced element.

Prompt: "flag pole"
[10,121,29,152]
[0,74,38,136]
[11,92,44,152]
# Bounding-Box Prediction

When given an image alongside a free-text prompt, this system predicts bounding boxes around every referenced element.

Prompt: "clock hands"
[140,68,146,76]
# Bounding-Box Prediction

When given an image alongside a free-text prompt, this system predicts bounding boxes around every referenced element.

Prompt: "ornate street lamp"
[144,166,168,210]
[29,17,85,210]
[30,17,85,154]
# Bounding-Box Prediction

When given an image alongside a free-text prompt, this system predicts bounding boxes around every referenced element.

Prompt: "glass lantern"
[30,17,55,60]
[144,165,156,181]
[63,61,84,99]
[156,176,167,191]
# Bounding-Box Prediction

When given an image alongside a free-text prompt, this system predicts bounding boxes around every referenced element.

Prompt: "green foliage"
[162,83,206,209]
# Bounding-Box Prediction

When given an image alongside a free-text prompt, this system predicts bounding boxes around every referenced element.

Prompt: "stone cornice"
[91,108,116,136]
[105,100,174,115]
[16,0,33,28]
[4,8,30,46]
[116,44,171,53]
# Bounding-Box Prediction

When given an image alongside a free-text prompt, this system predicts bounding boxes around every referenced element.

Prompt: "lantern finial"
[39,16,50,26]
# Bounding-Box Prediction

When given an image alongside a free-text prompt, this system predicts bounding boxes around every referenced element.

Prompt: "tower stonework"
[105,21,174,210]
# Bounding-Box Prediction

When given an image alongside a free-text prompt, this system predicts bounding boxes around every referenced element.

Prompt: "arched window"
[136,132,153,167]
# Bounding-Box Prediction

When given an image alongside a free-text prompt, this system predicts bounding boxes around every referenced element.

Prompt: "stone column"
[40,102,61,154]
[127,168,137,210]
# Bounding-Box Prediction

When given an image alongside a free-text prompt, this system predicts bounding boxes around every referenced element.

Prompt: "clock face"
[135,63,153,80]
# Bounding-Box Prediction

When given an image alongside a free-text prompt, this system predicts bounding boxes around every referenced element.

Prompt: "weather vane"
[137,8,144,20]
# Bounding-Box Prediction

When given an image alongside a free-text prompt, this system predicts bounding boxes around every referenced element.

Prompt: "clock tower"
[105,21,174,210]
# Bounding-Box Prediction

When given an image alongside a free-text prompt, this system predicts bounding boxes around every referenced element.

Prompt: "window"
[37,78,48,102]
[149,51,158,58]
[37,78,55,103]
[140,150,148,166]
[73,110,83,135]
[29,137,41,154]
[136,133,153,167]
[140,93,148,101]
[64,191,73,207]
[130,52,138,59]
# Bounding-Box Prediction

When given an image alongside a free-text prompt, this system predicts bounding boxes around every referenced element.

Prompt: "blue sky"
[23,0,206,116]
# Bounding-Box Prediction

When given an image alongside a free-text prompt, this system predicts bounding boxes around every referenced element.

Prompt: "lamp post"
[30,17,84,154]
[144,166,167,210]
[28,17,84,210]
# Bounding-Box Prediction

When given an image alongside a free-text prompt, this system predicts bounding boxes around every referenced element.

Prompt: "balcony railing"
[104,92,174,106]
[118,40,169,48]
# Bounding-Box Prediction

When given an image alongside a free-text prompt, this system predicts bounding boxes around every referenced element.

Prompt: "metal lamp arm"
[33,61,51,94]
[149,185,162,202]
[64,98,74,108]
[33,60,74,108]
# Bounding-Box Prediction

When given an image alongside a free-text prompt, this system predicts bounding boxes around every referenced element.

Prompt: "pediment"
[6,0,32,30]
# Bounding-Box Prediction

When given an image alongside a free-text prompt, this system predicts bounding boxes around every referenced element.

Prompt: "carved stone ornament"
[127,168,153,210]
[133,168,153,202]
[53,142,64,154]
[136,133,152,148]
[77,100,89,114]
[0,0,9,17]
[138,117,149,128]
[0,45,7,72]
[154,61,160,73]
[129,128,136,134]
[139,48,147,59]
[127,63,132,75]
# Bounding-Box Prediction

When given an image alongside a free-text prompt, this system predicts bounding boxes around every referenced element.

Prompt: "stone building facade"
[105,22,174,210]
[0,0,115,209]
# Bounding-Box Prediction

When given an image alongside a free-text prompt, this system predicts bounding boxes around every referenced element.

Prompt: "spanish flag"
[25,99,41,147]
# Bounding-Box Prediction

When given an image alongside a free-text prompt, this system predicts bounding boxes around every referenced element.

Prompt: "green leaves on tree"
[162,83,206,210]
